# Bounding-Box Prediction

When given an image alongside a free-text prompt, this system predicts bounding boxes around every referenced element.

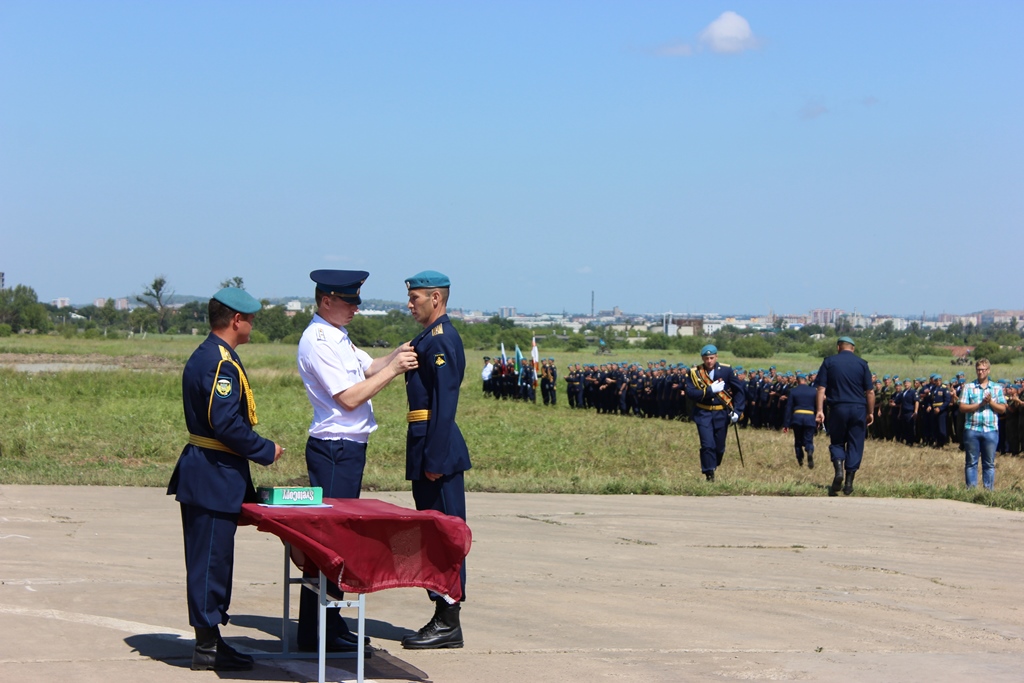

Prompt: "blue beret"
[838,336,856,345]
[310,269,368,305]
[930,373,940,380]
[735,366,743,372]
[883,375,890,380]
[796,372,806,379]
[405,270,451,289]
[700,344,717,356]
[212,287,261,314]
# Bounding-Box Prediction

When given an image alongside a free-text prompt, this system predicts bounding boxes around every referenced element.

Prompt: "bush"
[731,335,774,358]
[0,323,11,337]
[248,330,269,344]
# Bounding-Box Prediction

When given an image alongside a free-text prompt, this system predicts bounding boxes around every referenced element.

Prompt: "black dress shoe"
[335,629,372,647]
[191,627,254,671]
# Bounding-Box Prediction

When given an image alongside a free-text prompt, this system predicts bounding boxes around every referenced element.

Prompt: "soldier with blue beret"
[295,269,418,652]
[402,270,472,649]
[814,336,874,495]
[683,345,746,481]
[167,287,283,671]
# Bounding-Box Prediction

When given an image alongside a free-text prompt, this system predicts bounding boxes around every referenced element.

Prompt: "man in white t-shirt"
[295,269,417,652]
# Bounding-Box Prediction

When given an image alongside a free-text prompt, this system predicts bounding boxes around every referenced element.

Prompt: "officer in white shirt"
[481,356,493,395]
[295,269,417,652]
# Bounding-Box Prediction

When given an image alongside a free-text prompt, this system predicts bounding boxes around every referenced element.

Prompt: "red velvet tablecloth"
[239,498,471,601]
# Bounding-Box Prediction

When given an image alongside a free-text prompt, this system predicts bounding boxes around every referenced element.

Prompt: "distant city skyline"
[33,281,1022,325]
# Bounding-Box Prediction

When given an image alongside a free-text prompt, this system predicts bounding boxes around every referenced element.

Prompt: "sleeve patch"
[434,353,447,368]
[214,376,234,398]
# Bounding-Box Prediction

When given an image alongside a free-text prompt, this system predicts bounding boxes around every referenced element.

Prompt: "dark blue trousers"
[693,409,730,474]
[298,437,367,642]
[412,471,468,602]
[793,426,815,459]
[827,403,867,471]
[180,504,238,628]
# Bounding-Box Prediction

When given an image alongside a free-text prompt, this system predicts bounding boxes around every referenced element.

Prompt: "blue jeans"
[963,429,998,490]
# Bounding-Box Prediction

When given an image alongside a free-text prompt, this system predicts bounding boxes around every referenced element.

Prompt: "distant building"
[499,306,516,319]
[94,298,107,308]
[114,298,130,311]
[52,297,71,309]
[671,317,703,337]
[810,308,843,326]
[285,300,303,312]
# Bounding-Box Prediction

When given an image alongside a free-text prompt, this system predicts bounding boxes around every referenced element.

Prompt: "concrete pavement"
[2,485,1023,682]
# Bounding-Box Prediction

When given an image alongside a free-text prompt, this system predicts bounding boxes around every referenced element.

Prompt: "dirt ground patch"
[0,352,180,372]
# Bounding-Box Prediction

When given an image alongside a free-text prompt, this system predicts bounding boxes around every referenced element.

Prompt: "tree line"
[1,276,1021,364]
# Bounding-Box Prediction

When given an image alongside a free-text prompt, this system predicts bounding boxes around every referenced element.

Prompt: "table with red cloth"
[240,497,472,600]
[238,497,471,682]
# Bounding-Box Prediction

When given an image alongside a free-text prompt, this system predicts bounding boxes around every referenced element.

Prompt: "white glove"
[710,379,725,393]
[730,411,740,424]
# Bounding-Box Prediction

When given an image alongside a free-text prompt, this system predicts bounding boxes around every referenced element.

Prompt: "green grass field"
[2,335,1023,510]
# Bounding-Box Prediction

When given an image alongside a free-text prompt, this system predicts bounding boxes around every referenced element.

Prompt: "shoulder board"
[431,323,444,336]
[219,346,232,361]
[720,363,731,367]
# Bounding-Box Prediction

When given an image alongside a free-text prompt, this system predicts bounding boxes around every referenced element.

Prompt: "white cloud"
[698,11,760,54]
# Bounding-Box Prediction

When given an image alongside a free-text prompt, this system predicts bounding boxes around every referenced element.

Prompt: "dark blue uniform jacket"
[684,362,747,415]
[783,384,818,428]
[405,314,472,480]
[167,334,276,514]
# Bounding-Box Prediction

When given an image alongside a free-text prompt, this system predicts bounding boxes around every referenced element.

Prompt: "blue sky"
[2,1,1021,317]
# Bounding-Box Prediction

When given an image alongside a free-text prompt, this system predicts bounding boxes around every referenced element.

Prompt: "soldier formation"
[481,356,1024,458]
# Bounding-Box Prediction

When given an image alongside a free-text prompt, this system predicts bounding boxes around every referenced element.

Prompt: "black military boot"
[807,452,815,469]
[796,456,804,467]
[843,470,856,496]
[705,471,715,482]
[402,601,463,650]
[830,460,844,494]
[191,626,254,671]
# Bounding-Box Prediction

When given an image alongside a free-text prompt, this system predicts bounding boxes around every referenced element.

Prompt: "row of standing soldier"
[482,356,1024,457]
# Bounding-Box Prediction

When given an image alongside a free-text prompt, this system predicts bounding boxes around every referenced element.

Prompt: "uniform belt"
[407,409,432,423]
[794,409,815,415]
[696,403,725,411]
[188,434,239,456]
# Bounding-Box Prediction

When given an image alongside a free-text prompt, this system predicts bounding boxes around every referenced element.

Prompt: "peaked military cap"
[212,287,261,314]
[405,270,450,289]
[311,269,368,305]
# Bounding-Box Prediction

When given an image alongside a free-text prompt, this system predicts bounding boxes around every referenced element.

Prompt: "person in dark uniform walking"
[402,270,471,649]
[814,336,874,496]
[683,345,746,482]
[783,371,818,468]
[167,287,283,672]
